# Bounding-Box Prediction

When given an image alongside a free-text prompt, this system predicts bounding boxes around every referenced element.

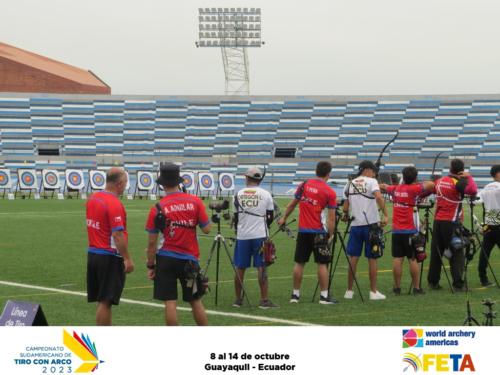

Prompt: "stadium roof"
[0,42,110,94]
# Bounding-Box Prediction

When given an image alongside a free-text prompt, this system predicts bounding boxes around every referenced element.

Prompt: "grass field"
[0,197,499,326]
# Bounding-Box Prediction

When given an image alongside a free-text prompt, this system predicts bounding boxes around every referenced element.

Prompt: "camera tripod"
[482,299,496,326]
[462,252,480,326]
[311,211,365,303]
[202,210,251,307]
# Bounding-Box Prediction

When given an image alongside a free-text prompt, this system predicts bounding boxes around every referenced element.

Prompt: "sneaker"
[259,299,279,309]
[289,293,300,303]
[428,283,442,290]
[481,279,494,287]
[319,295,338,305]
[413,288,425,295]
[369,291,386,300]
[232,298,243,308]
[393,287,401,296]
[344,290,354,299]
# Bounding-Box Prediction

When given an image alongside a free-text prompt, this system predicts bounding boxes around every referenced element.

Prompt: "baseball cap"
[156,162,183,186]
[245,166,264,181]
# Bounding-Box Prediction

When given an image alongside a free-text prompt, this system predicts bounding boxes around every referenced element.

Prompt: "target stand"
[217,172,235,199]
[0,169,13,199]
[41,170,62,199]
[134,171,156,200]
[15,169,39,199]
[196,172,216,199]
[87,170,107,194]
[64,170,86,199]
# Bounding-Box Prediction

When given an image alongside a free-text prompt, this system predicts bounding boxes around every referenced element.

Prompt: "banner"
[65,169,85,190]
[41,170,61,190]
[89,170,106,190]
[0,169,12,189]
[18,169,38,190]
[218,173,235,191]
[198,172,215,192]
[181,172,196,191]
[137,171,155,191]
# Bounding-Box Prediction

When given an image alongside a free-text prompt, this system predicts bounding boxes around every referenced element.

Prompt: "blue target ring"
[182,174,193,189]
[140,173,152,189]
[201,175,213,189]
[92,172,105,188]
[68,171,82,187]
[21,171,36,187]
[0,171,8,187]
[221,175,233,189]
[44,172,58,187]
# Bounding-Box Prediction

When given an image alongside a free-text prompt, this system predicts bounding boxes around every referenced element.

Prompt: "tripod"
[482,299,496,326]
[469,198,499,288]
[202,211,251,307]
[463,248,480,326]
[311,211,365,303]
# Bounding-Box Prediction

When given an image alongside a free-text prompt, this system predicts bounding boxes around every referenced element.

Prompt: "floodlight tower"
[196,7,263,95]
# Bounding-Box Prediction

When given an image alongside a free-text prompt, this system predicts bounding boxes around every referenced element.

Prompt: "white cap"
[245,167,264,180]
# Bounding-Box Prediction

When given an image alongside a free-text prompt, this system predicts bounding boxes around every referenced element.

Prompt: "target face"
[181,173,195,190]
[19,170,38,189]
[219,173,235,191]
[137,171,154,191]
[0,170,11,188]
[42,170,60,189]
[66,170,85,190]
[90,170,106,190]
[199,173,215,191]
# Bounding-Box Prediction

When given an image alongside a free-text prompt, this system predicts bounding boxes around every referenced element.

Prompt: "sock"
[293,289,300,297]
[320,290,328,298]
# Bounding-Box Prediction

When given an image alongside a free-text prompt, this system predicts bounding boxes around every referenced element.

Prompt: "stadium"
[1,3,500,327]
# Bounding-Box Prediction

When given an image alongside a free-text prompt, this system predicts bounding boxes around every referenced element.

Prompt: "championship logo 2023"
[13,330,103,373]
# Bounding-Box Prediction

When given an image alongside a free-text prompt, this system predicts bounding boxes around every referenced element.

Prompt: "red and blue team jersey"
[86,191,127,255]
[145,192,209,261]
[294,179,337,233]
[434,175,477,221]
[386,184,424,234]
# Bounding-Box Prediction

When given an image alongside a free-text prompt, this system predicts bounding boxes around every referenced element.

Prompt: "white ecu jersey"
[343,176,380,227]
[235,186,274,240]
[478,181,500,225]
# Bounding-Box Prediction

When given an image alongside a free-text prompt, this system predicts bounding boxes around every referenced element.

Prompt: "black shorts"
[392,233,414,258]
[153,255,200,302]
[87,253,125,305]
[294,232,329,264]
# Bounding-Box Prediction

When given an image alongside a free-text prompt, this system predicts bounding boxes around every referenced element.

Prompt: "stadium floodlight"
[196,7,264,95]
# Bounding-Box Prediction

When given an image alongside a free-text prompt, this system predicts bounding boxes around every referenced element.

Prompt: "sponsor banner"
[18,170,38,190]
[0,169,12,189]
[199,172,215,192]
[89,170,106,190]
[42,170,61,190]
[65,170,85,190]
[181,172,196,191]
[137,171,155,191]
[219,173,235,191]
[0,327,496,374]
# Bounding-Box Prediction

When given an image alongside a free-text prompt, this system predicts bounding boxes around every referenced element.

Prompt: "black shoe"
[393,287,401,296]
[428,283,442,290]
[453,285,465,292]
[413,288,425,295]
[481,279,494,287]
[289,293,300,303]
[319,295,338,305]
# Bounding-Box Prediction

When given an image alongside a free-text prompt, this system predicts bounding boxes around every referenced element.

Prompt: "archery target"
[198,172,215,191]
[90,170,106,190]
[219,173,235,191]
[181,172,195,191]
[42,169,61,189]
[125,171,131,191]
[137,171,154,191]
[18,169,38,190]
[0,169,12,189]
[66,169,85,190]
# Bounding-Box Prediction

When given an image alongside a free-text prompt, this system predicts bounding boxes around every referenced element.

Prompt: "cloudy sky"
[2,0,500,95]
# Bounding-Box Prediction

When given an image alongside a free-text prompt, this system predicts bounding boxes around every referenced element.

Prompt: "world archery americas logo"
[63,330,104,373]
[403,328,424,348]
[403,352,422,372]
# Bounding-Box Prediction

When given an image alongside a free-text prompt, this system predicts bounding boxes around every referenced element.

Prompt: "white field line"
[0,280,316,326]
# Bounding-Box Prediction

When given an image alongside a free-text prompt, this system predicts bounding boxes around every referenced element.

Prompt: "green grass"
[0,198,499,326]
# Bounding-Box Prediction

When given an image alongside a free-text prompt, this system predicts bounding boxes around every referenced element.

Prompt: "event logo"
[63,330,103,373]
[403,329,424,348]
[403,353,475,372]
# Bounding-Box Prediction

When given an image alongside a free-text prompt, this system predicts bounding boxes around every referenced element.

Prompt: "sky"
[2,0,500,96]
